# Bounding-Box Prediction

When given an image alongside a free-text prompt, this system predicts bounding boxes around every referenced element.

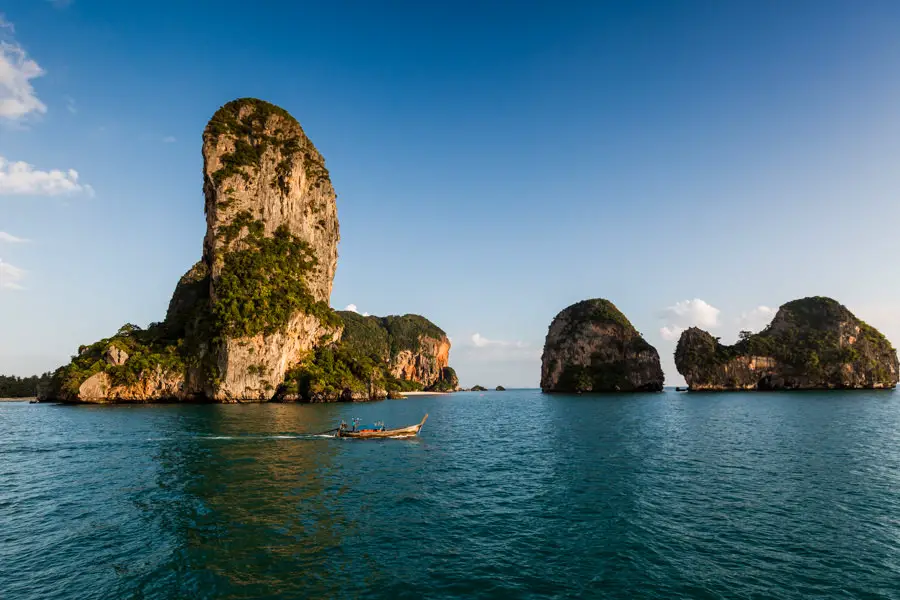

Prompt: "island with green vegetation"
[541,298,664,393]
[675,296,899,390]
[41,98,456,403]
[276,311,458,402]
[0,373,52,399]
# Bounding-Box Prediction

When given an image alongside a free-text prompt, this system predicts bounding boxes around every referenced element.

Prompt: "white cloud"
[659,326,682,341]
[342,303,371,317]
[471,332,493,347]
[0,259,25,290]
[0,21,47,122]
[453,332,541,387]
[658,298,720,341]
[0,156,94,196]
[468,333,533,353]
[736,306,776,333]
[470,332,527,348]
[64,95,76,114]
[162,136,176,143]
[0,231,28,243]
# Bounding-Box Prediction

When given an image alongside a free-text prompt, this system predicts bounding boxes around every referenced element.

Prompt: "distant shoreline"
[400,391,450,396]
[0,397,35,402]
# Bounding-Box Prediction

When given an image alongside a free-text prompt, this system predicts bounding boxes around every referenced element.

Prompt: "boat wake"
[194,434,335,441]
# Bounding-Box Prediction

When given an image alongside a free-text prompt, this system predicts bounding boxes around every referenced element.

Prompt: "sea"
[2,389,900,599]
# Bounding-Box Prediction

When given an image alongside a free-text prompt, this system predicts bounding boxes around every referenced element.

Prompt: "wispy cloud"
[0,231,28,243]
[467,333,535,356]
[0,259,26,290]
[64,95,77,114]
[471,333,529,348]
[0,17,47,122]
[0,14,14,33]
[162,135,176,143]
[0,156,94,196]
[658,298,720,341]
[736,306,776,333]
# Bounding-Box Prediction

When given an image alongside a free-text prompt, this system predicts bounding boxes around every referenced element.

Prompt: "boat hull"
[337,414,428,439]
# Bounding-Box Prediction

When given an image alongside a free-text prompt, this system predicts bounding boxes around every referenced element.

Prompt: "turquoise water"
[3,390,900,599]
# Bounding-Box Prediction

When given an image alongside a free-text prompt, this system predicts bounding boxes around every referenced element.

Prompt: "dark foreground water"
[3,390,900,599]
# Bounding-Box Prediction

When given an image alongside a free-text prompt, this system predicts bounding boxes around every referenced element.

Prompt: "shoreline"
[400,391,450,396]
[0,397,35,402]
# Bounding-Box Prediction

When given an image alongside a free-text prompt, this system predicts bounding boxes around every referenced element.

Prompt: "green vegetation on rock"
[48,323,186,398]
[541,297,664,393]
[280,311,449,401]
[204,98,329,190]
[381,315,447,357]
[212,214,339,338]
[280,344,422,401]
[337,311,390,359]
[428,367,459,392]
[557,359,638,392]
[546,299,637,353]
[205,98,298,142]
[675,296,899,389]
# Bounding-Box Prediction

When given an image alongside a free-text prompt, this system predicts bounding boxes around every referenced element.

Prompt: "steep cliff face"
[202,99,338,302]
[541,299,664,393]
[675,297,899,390]
[201,99,342,400]
[277,312,457,402]
[42,98,341,403]
[77,369,186,403]
[381,315,451,389]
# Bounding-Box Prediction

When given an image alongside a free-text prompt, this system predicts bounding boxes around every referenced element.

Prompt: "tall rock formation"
[675,296,899,390]
[201,99,341,400]
[541,299,664,393]
[41,98,457,404]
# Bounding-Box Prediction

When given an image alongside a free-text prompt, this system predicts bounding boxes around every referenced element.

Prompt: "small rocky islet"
[675,296,899,391]
[540,299,665,393]
[42,99,457,403]
[541,296,898,393]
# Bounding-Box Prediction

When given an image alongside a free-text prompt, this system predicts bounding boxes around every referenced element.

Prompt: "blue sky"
[2,1,900,386]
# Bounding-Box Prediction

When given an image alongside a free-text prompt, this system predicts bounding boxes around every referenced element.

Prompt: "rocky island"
[541,299,664,393]
[675,296,899,390]
[275,311,458,402]
[42,99,456,403]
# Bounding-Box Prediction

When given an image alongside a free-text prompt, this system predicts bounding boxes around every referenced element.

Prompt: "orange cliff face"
[389,335,451,389]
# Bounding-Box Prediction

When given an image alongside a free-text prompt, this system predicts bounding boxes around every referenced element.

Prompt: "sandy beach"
[0,397,35,402]
[399,391,450,396]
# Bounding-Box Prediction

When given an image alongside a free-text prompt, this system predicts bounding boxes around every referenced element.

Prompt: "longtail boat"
[336,414,428,439]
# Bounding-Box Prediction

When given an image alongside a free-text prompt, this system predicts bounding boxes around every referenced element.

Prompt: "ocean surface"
[3,389,900,599]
